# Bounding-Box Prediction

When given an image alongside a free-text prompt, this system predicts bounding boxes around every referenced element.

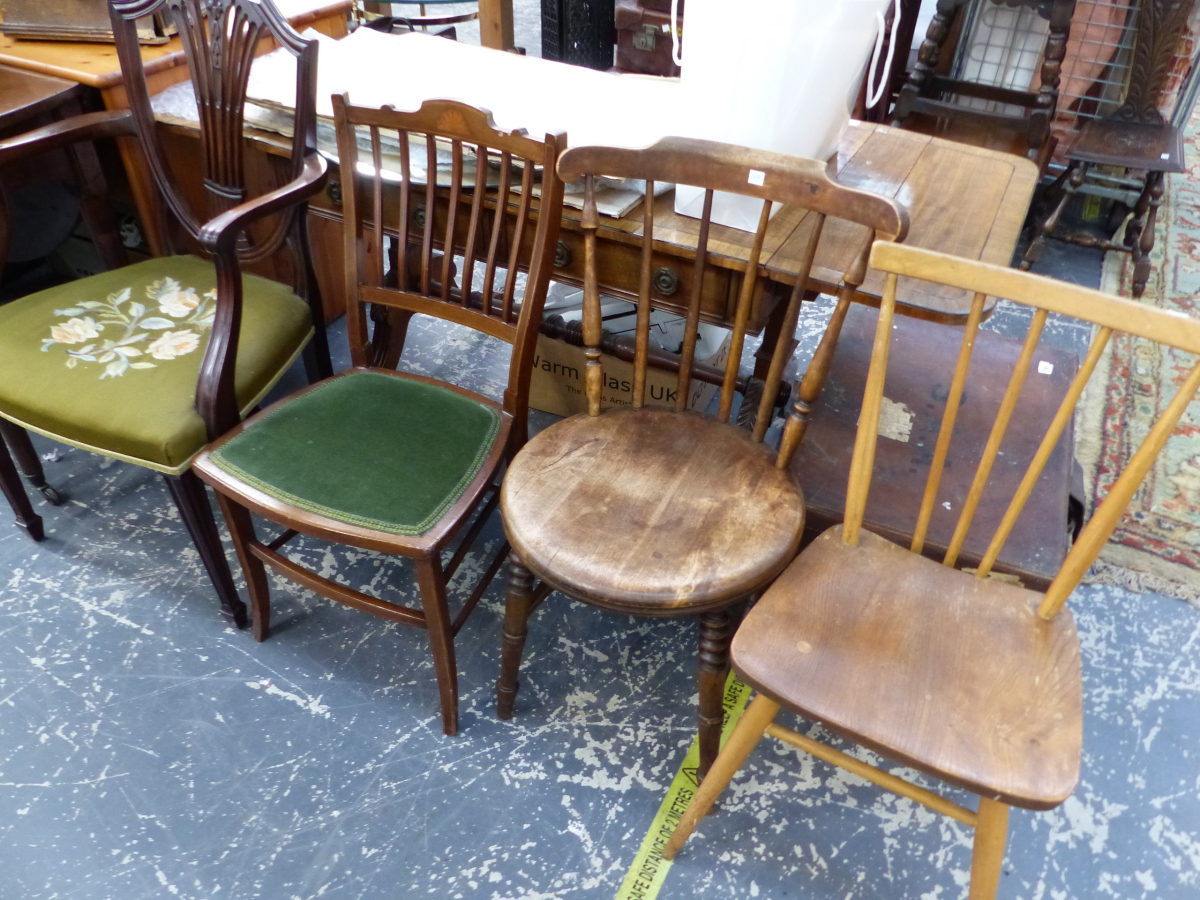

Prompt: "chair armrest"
[0,109,136,166]
[199,152,328,257]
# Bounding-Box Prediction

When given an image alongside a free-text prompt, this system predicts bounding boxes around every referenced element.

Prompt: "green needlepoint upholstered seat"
[206,371,500,535]
[0,0,331,631]
[0,255,312,474]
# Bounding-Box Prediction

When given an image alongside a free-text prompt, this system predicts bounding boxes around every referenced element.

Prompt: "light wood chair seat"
[735,524,1081,809]
[502,407,806,613]
[663,242,1200,900]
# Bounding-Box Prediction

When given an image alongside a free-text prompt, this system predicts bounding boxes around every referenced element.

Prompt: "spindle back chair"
[497,137,907,777]
[663,241,1200,900]
[0,0,331,628]
[193,97,566,736]
[335,94,566,435]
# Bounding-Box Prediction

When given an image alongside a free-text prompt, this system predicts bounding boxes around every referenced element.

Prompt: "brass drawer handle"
[653,266,679,296]
[555,240,572,269]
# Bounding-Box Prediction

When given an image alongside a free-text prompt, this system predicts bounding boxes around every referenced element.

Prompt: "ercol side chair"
[193,95,567,736]
[664,241,1200,899]
[496,138,907,777]
[0,0,331,628]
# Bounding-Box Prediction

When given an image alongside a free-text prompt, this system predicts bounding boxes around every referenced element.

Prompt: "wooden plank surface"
[0,1,351,89]
[552,122,1037,322]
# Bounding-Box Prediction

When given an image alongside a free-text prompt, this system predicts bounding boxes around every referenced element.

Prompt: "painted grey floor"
[3,9,1199,900]
[3,235,1199,900]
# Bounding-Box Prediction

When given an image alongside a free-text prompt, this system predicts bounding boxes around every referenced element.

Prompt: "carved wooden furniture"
[0,0,331,629]
[193,95,567,736]
[1021,0,1193,299]
[495,137,907,777]
[893,0,1076,168]
[663,240,1200,898]
[0,1,351,261]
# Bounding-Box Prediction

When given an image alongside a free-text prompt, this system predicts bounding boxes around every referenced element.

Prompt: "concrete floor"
[1,7,1198,900]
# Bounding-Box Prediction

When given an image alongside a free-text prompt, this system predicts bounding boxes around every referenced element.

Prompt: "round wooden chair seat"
[501,408,806,613]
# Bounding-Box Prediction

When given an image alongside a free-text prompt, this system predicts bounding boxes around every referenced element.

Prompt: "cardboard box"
[528,302,731,418]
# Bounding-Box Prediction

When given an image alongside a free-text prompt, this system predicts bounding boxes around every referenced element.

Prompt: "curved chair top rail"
[862,241,1200,620]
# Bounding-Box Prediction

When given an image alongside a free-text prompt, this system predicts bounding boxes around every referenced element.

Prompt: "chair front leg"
[0,432,42,541]
[662,693,780,860]
[0,420,64,504]
[496,552,537,720]
[163,470,248,629]
[697,607,737,779]
[969,797,1010,900]
[214,492,272,642]
[415,555,459,736]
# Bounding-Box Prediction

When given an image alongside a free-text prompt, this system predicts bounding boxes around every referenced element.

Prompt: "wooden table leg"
[478,0,515,50]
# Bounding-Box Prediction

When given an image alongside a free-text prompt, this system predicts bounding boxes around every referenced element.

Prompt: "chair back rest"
[854,241,1200,619]
[111,0,319,259]
[556,136,907,468]
[1116,0,1192,124]
[331,95,567,418]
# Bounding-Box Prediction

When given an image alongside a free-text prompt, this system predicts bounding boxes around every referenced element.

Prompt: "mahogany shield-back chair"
[663,241,1200,899]
[496,137,907,777]
[193,95,567,736]
[0,0,330,627]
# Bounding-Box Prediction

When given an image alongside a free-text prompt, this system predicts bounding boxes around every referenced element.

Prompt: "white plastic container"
[673,0,894,230]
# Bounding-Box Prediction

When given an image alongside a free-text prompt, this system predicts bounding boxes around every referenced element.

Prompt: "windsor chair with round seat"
[495,137,907,777]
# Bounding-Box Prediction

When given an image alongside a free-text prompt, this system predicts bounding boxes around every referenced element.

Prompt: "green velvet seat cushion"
[0,255,312,473]
[208,371,501,536]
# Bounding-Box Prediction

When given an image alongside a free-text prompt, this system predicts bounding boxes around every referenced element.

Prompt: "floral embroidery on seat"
[41,277,216,379]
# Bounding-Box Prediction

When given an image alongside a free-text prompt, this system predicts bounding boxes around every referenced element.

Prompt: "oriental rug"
[1078,101,1200,606]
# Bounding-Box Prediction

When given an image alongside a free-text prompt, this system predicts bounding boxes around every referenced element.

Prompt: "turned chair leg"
[215,492,272,642]
[0,434,43,541]
[697,607,737,779]
[0,420,65,505]
[415,556,459,736]
[1129,171,1164,301]
[163,470,248,629]
[496,552,537,720]
[968,797,1010,900]
[662,693,780,860]
[1021,161,1079,272]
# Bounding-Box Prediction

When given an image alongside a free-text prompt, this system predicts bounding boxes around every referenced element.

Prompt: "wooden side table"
[0,1,351,258]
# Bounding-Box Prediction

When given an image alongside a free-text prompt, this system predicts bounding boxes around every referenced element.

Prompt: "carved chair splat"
[662,241,1200,900]
[193,95,567,736]
[495,137,907,777]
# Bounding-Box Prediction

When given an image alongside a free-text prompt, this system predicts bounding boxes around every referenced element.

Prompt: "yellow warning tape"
[613,671,754,900]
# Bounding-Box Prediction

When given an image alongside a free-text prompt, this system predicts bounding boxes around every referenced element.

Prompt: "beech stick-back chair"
[0,0,330,627]
[193,95,566,735]
[496,137,907,777]
[663,241,1200,899]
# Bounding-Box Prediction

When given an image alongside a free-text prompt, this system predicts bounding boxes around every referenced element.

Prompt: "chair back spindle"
[560,137,907,467]
[853,242,1200,620]
[332,95,567,430]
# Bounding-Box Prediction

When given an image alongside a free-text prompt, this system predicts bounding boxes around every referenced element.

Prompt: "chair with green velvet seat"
[0,0,331,628]
[192,95,567,735]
